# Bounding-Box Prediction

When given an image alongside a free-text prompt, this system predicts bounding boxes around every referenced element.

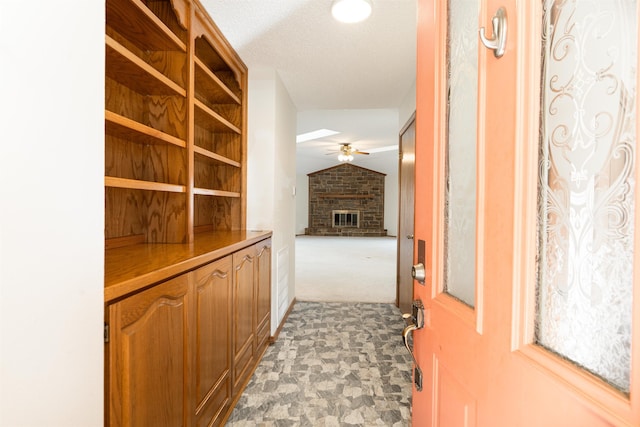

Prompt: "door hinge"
[104,323,109,343]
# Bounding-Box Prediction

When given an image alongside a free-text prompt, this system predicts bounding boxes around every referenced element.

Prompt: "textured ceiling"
[201,0,417,174]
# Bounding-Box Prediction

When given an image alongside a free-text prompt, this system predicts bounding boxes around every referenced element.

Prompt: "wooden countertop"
[105,230,272,302]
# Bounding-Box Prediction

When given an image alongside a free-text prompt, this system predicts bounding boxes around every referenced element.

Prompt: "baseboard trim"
[269,298,297,344]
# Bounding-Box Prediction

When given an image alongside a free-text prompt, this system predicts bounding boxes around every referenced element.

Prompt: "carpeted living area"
[294,236,398,303]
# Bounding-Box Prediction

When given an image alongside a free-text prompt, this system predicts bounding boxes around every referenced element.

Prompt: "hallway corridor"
[226,301,412,426]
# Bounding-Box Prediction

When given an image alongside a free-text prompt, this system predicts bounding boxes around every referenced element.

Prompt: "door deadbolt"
[411,263,426,284]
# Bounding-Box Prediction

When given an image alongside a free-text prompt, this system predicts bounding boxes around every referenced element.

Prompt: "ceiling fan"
[327,143,370,162]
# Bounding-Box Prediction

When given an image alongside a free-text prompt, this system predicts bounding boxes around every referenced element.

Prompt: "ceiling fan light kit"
[336,143,368,162]
[331,0,373,23]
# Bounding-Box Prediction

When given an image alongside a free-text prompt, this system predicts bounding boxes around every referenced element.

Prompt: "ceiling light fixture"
[338,144,355,162]
[331,0,372,23]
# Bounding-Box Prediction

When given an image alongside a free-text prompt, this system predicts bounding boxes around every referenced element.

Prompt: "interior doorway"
[397,113,416,314]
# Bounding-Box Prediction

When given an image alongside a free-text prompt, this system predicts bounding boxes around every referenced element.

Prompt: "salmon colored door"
[410,0,640,425]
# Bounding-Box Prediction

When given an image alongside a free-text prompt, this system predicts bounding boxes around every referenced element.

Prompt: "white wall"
[391,79,417,238]
[384,167,399,237]
[247,68,297,332]
[247,71,276,230]
[295,173,309,235]
[0,2,104,426]
[399,80,417,128]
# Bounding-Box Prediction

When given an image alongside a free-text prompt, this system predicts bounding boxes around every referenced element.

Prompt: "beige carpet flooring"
[295,236,397,303]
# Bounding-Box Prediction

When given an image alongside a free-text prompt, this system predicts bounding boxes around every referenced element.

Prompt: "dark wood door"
[397,113,416,315]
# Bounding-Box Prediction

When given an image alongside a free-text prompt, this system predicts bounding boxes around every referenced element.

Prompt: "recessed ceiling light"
[331,0,373,24]
[296,129,340,143]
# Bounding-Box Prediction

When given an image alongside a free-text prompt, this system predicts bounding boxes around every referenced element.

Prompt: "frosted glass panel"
[536,0,637,393]
[443,0,479,307]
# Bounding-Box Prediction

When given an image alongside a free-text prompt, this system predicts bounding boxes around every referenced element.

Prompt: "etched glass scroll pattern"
[535,0,637,393]
[443,0,480,307]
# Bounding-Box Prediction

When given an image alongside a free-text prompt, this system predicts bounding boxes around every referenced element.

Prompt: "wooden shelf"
[193,188,241,198]
[106,0,187,52]
[105,110,187,148]
[105,176,186,193]
[194,145,240,167]
[194,99,241,133]
[106,35,186,97]
[105,0,247,246]
[194,57,241,105]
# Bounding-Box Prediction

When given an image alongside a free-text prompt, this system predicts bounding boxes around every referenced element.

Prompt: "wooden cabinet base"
[105,236,271,427]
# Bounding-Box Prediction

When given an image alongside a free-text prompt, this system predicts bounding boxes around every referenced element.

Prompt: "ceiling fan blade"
[353,150,370,155]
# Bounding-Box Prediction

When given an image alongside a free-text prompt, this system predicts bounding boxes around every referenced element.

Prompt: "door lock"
[402,299,425,329]
[402,299,425,391]
[411,263,426,284]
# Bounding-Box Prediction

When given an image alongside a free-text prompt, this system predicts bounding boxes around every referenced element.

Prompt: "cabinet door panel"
[194,255,232,426]
[232,245,256,392]
[255,239,271,350]
[108,274,190,427]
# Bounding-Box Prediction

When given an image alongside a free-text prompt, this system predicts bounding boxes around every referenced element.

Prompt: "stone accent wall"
[306,163,387,237]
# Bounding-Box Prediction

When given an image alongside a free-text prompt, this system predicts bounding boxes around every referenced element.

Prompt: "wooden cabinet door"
[107,274,191,427]
[193,256,232,427]
[231,245,256,393]
[255,239,272,352]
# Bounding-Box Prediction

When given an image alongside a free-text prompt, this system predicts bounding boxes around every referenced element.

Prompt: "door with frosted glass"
[412,0,640,425]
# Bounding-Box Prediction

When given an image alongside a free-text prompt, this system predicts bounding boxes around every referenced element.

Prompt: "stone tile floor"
[226,301,412,426]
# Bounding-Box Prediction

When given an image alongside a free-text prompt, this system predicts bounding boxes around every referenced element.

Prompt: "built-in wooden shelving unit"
[104,1,268,426]
[104,0,247,247]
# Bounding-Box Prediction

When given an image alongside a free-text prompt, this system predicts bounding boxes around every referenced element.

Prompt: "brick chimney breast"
[305,163,387,237]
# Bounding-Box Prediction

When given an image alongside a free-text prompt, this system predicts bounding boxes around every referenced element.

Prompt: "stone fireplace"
[305,163,387,236]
